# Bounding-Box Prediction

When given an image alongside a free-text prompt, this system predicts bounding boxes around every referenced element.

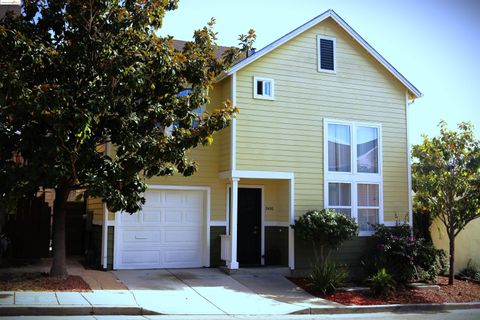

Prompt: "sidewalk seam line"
[166,269,228,315]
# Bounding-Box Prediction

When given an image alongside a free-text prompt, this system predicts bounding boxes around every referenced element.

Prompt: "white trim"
[210,220,227,227]
[317,35,336,73]
[228,178,240,269]
[219,170,294,180]
[220,10,422,98]
[264,221,290,227]
[253,76,275,100]
[324,119,383,235]
[231,73,237,171]
[113,185,211,269]
[289,178,295,270]
[406,91,413,227]
[101,142,111,269]
[383,221,398,227]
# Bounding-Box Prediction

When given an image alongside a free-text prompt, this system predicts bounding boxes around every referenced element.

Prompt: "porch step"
[220,266,292,276]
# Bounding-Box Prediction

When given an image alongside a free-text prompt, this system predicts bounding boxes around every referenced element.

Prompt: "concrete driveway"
[112,268,338,315]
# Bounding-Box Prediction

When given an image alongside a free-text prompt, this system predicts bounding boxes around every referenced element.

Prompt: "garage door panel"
[120,212,140,224]
[122,250,161,265]
[164,191,183,206]
[144,191,163,205]
[142,208,162,223]
[164,250,201,266]
[185,209,202,223]
[122,230,161,243]
[164,228,201,243]
[164,208,183,224]
[185,192,204,207]
[116,189,205,269]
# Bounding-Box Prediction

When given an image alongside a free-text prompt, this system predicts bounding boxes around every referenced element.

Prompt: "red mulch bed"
[0,273,91,292]
[288,276,480,305]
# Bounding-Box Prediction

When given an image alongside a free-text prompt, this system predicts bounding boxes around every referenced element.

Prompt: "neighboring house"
[431,218,480,272]
[85,9,422,273]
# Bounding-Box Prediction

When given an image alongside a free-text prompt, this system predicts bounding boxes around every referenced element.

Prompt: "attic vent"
[318,35,336,72]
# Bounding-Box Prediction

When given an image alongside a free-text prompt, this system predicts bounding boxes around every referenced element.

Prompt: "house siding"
[235,17,409,223]
[86,197,104,225]
[143,77,232,222]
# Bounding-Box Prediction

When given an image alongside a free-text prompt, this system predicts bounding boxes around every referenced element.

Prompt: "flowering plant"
[372,223,447,284]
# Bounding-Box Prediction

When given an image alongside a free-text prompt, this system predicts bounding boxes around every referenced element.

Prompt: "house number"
[265,206,274,211]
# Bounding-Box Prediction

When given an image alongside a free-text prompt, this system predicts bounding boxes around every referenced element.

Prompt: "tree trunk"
[50,187,70,278]
[448,230,455,285]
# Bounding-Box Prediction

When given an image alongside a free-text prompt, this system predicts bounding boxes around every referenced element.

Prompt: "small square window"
[253,77,274,100]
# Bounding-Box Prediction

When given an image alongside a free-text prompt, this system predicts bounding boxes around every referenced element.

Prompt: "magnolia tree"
[412,121,480,285]
[0,0,243,277]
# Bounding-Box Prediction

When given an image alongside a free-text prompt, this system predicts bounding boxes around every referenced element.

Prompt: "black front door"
[237,188,262,266]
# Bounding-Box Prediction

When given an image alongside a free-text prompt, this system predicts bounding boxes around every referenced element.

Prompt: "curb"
[292,302,480,315]
[0,305,161,316]
[1,302,479,316]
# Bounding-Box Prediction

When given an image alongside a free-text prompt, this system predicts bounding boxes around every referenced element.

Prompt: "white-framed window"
[253,76,274,100]
[164,89,206,136]
[317,35,336,73]
[324,119,383,235]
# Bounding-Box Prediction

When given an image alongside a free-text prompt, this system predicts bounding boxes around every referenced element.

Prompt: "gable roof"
[171,39,233,60]
[220,9,422,99]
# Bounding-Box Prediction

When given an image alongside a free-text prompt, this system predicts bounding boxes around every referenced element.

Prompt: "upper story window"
[317,35,336,73]
[327,122,379,174]
[253,76,274,100]
[324,119,382,235]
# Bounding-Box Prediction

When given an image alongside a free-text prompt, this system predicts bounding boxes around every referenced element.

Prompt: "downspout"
[101,142,111,269]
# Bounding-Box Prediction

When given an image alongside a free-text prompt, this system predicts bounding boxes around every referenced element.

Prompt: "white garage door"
[115,189,205,269]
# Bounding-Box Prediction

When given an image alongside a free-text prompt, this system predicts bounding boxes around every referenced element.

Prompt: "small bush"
[293,209,358,261]
[458,260,480,281]
[372,223,446,284]
[310,260,348,295]
[368,268,396,296]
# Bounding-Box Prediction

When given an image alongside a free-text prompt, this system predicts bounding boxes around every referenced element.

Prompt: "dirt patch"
[0,272,91,292]
[288,276,480,305]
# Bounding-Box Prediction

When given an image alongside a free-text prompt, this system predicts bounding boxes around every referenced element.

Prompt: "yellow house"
[87,9,422,273]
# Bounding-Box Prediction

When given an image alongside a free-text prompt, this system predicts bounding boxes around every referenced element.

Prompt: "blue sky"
[161,0,480,145]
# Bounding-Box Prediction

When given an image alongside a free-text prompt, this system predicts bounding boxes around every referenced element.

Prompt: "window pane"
[357,126,378,173]
[358,208,378,231]
[328,124,351,172]
[257,81,263,95]
[358,184,379,207]
[328,183,351,206]
[264,81,271,96]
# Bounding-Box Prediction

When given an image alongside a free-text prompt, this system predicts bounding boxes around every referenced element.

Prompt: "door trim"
[227,184,265,265]
[113,185,211,269]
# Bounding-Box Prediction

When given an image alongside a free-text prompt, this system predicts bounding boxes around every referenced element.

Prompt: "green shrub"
[372,223,446,284]
[368,268,396,296]
[458,260,480,281]
[292,209,358,262]
[310,260,348,295]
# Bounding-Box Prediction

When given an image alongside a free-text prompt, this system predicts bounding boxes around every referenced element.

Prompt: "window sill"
[358,231,374,237]
[318,68,336,74]
[253,95,275,101]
